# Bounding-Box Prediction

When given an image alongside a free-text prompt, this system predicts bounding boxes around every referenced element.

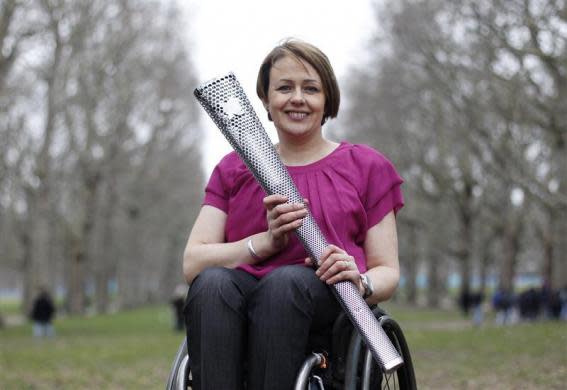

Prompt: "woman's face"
[264,55,325,140]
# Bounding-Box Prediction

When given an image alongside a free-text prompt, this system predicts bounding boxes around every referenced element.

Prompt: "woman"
[183,39,404,390]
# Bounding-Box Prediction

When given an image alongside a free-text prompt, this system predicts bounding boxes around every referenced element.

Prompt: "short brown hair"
[256,39,340,125]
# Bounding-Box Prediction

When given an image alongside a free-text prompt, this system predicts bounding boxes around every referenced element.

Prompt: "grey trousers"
[184,265,341,390]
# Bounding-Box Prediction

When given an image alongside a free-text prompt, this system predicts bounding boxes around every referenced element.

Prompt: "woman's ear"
[263,101,272,122]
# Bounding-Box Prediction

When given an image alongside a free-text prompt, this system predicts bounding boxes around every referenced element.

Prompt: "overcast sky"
[182,0,377,175]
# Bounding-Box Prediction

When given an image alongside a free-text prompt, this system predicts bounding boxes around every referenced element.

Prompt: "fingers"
[263,195,308,251]
[316,245,346,275]
[264,195,304,217]
[268,215,304,239]
[264,195,308,235]
[315,245,359,285]
[263,194,289,210]
[263,195,309,215]
[324,265,359,285]
[269,205,307,226]
[316,253,356,280]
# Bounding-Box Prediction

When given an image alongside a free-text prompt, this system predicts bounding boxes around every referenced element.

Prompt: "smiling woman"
[256,40,340,125]
[182,39,404,390]
[256,40,341,165]
[265,56,326,138]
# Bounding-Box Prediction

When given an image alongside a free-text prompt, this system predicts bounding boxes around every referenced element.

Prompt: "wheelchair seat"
[166,306,416,390]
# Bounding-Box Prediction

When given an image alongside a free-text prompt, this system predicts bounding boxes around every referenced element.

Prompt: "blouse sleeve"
[361,147,404,228]
[203,165,228,213]
[203,162,230,213]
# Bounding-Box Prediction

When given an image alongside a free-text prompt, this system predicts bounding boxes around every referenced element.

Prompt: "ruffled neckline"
[284,141,349,174]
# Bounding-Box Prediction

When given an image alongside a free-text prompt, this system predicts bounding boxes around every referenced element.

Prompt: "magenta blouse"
[203,142,404,278]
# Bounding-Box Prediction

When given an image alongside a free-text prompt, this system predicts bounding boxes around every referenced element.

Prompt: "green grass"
[381,303,567,389]
[1,303,566,389]
[406,323,567,389]
[0,306,183,389]
[0,299,22,316]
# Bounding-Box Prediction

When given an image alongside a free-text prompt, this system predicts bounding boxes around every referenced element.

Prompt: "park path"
[2,313,25,326]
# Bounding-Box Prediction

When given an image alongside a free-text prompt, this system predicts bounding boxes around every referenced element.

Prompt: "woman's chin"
[276,125,321,139]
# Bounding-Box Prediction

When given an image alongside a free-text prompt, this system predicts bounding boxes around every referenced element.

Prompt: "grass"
[0,299,21,316]
[1,303,566,389]
[381,303,567,389]
[0,305,182,389]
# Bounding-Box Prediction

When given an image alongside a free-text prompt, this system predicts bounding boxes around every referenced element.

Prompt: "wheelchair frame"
[165,306,416,390]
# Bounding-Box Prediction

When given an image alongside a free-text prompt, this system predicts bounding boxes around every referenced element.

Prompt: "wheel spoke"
[381,371,399,390]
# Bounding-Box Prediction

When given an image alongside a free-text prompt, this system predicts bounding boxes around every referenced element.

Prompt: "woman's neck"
[276,134,339,166]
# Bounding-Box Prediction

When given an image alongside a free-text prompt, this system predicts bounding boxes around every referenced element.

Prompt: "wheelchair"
[166,305,416,390]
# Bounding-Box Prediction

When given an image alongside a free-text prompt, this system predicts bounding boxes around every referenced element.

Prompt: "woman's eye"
[305,86,320,93]
[277,85,291,91]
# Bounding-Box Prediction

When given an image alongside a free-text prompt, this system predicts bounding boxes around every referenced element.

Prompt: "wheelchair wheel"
[165,338,192,390]
[344,308,416,390]
[361,314,416,390]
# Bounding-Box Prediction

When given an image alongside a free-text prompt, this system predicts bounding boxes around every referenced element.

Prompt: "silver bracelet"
[360,273,374,299]
[247,238,262,260]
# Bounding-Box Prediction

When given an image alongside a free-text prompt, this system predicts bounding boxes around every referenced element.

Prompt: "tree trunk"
[458,210,473,299]
[160,236,185,302]
[67,173,99,314]
[426,253,441,308]
[94,183,117,314]
[552,133,567,290]
[68,240,86,314]
[20,214,34,314]
[95,269,111,314]
[541,211,554,287]
[479,249,489,294]
[117,213,145,309]
[404,226,418,305]
[21,8,62,313]
[32,180,52,292]
[553,208,567,290]
[498,213,522,291]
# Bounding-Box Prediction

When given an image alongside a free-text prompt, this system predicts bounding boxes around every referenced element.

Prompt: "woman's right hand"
[263,194,308,252]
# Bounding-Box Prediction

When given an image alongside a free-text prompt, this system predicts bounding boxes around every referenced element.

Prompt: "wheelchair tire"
[165,338,191,390]
[344,308,417,390]
[363,314,417,390]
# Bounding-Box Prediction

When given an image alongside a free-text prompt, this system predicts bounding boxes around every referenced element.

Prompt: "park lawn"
[0,305,183,389]
[382,303,567,389]
[0,299,21,316]
[1,303,566,389]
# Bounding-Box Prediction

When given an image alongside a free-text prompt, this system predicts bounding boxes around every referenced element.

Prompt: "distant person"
[540,280,553,319]
[171,284,187,331]
[560,285,567,321]
[518,287,541,321]
[469,290,485,327]
[30,288,56,337]
[492,288,513,325]
[458,287,472,316]
[547,289,562,319]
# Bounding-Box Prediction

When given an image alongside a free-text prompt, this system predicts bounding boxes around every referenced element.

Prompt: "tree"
[0,0,203,314]
[341,0,566,305]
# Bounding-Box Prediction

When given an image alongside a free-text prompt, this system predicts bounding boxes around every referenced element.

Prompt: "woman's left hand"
[305,245,363,293]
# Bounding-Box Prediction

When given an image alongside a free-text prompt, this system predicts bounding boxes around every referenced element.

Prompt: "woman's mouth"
[287,111,309,120]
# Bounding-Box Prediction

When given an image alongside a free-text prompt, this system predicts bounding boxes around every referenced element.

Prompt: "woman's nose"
[290,88,305,104]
